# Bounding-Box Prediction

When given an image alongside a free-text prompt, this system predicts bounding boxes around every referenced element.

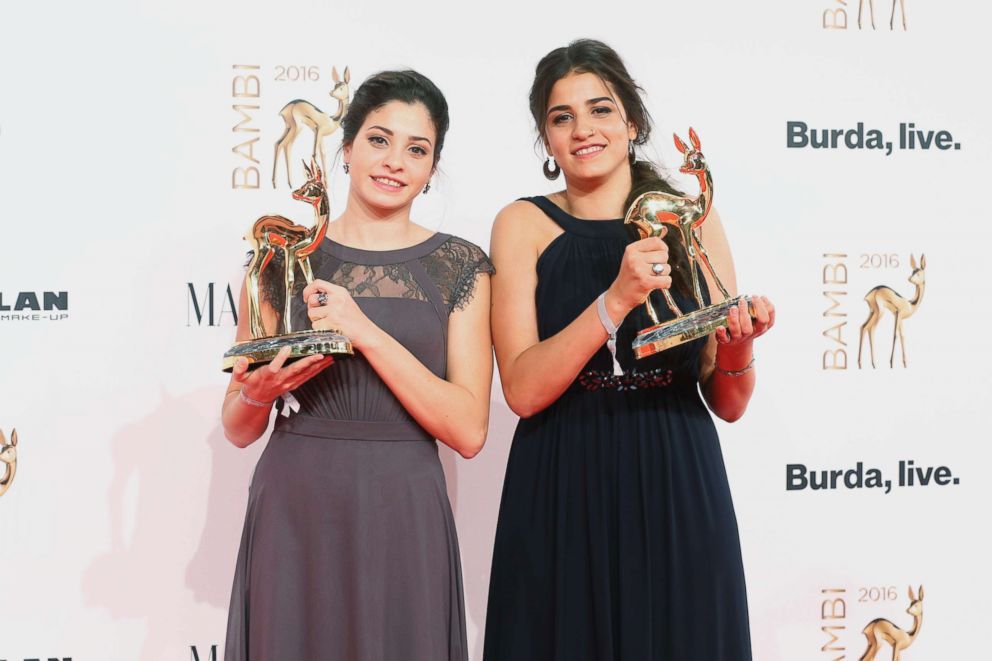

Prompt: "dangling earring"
[423,182,431,194]
[343,163,350,174]
[543,155,560,180]
[628,141,636,165]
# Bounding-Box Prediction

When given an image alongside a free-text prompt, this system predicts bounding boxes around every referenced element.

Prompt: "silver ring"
[316,292,328,305]
[651,263,666,276]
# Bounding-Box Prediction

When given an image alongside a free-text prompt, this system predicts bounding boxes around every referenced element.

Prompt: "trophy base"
[222,330,353,372]
[633,295,753,359]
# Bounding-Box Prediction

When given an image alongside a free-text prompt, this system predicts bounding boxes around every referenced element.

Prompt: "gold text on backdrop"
[822,254,849,370]
[820,588,847,656]
[232,64,262,189]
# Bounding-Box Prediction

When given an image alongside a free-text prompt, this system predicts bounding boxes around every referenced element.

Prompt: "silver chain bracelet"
[715,357,755,377]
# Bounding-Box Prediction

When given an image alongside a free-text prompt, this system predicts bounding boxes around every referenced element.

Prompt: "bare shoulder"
[704,205,727,229]
[491,198,560,257]
[492,199,545,234]
[699,206,730,247]
[409,221,439,242]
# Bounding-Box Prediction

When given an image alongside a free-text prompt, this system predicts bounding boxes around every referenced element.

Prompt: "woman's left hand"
[714,295,775,347]
[302,279,378,347]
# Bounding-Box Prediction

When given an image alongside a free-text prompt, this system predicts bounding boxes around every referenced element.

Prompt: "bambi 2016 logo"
[230,64,351,190]
[821,253,927,370]
[858,254,926,369]
[820,585,924,660]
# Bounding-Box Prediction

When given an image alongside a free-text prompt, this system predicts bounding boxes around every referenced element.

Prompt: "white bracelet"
[239,387,273,408]
[596,293,624,376]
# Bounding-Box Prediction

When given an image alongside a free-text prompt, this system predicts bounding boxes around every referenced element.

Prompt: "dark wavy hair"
[342,69,450,168]
[530,39,692,296]
[256,70,451,328]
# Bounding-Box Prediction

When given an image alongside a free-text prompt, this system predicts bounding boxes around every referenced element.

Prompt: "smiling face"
[343,100,436,213]
[544,72,638,184]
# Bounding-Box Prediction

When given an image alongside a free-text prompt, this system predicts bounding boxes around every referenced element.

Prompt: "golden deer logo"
[857,254,926,368]
[272,66,351,188]
[0,428,18,498]
[858,0,908,30]
[246,159,329,338]
[859,585,923,660]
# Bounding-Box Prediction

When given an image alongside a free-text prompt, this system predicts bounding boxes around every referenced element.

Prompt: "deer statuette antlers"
[0,428,18,498]
[859,585,924,661]
[625,127,731,325]
[272,66,350,188]
[857,254,926,369]
[245,159,329,338]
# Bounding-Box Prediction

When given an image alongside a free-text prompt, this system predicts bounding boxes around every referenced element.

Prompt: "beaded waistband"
[576,367,675,392]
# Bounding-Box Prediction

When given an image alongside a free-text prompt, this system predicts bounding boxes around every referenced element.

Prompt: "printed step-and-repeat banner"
[1,1,989,659]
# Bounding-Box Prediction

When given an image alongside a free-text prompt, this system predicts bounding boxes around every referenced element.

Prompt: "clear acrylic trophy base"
[222,329,353,372]
[632,295,753,359]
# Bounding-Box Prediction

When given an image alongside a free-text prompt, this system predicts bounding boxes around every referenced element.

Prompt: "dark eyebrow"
[547,97,616,117]
[368,125,432,147]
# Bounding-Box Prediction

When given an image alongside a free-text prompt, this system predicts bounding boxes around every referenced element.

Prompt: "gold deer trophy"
[272,66,350,188]
[859,585,924,661]
[222,159,352,372]
[0,428,17,499]
[857,254,925,369]
[624,127,754,358]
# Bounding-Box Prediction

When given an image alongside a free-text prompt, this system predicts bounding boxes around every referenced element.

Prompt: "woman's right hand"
[607,235,672,312]
[231,347,335,405]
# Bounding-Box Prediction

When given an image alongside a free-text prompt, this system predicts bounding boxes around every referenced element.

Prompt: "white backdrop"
[2,1,991,659]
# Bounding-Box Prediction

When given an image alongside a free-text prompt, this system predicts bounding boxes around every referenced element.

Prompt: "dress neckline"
[526,196,629,240]
[318,232,450,265]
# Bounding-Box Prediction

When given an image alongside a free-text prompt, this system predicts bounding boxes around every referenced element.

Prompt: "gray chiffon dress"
[224,233,494,661]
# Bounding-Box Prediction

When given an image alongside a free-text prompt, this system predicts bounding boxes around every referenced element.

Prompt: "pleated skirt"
[225,415,467,661]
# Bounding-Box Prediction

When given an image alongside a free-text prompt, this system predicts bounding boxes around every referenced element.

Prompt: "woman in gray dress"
[221,70,494,661]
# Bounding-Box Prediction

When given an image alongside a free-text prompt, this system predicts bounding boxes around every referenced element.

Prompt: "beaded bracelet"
[239,387,274,408]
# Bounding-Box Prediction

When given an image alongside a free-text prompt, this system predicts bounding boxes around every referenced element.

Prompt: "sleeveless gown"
[484,197,752,661]
[224,233,493,661]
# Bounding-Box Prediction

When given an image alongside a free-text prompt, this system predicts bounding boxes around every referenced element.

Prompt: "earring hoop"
[543,156,561,180]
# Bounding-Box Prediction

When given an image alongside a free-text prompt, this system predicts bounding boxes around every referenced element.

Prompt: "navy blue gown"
[484,197,752,661]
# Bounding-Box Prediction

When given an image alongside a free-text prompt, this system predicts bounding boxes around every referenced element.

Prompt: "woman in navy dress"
[484,40,775,661]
